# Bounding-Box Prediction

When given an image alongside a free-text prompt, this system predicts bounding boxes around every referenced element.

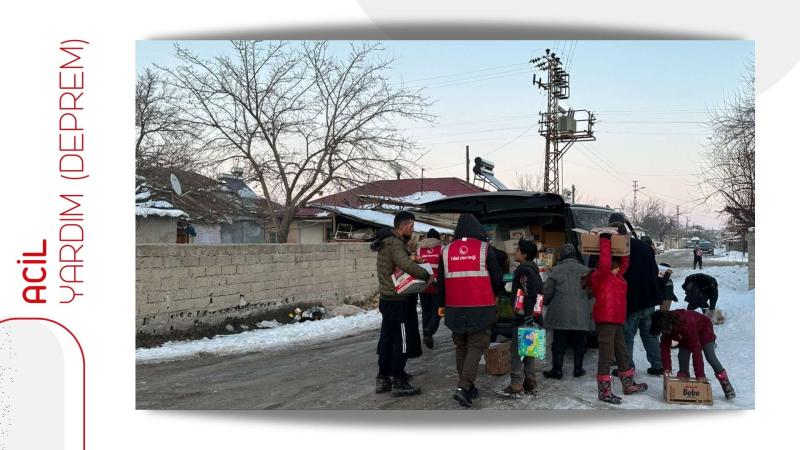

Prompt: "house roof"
[312,205,453,234]
[135,167,279,224]
[297,177,485,218]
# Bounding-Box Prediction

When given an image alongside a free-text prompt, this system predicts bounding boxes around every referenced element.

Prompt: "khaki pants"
[596,323,630,376]
[510,325,536,385]
[451,326,492,390]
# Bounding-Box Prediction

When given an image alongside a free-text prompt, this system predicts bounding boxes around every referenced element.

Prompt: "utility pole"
[421,167,425,193]
[465,145,470,183]
[572,184,576,204]
[531,49,596,193]
[632,180,645,223]
[675,205,680,234]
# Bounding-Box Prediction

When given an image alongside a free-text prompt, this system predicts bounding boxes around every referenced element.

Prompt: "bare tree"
[620,197,676,241]
[701,63,755,236]
[135,68,199,169]
[514,172,543,191]
[158,41,433,242]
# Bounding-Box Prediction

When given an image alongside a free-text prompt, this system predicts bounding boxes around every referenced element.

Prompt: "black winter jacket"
[436,214,504,333]
[511,260,543,326]
[623,238,663,313]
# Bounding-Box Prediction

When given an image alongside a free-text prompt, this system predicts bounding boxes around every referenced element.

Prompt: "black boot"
[376,375,391,394]
[544,351,564,379]
[573,350,586,378]
[423,333,434,349]
[391,376,422,397]
[453,387,473,407]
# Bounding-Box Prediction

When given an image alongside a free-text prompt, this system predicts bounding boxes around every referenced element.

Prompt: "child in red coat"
[650,309,735,400]
[589,231,648,404]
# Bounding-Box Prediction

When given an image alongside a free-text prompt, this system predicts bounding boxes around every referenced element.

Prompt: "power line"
[396,62,530,85]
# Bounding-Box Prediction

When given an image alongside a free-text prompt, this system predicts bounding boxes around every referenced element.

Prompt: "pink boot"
[676,371,690,379]
[715,370,736,400]
[618,368,648,394]
[596,375,621,405]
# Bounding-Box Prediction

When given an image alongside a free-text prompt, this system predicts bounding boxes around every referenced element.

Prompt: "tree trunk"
[277,208,297,243]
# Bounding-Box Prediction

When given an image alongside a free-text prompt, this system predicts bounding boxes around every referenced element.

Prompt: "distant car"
[685,241,697,249]
[654,241,665,254]
[698,240,714,255]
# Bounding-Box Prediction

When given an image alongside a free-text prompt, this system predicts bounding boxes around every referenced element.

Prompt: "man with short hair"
[371,211,432,396]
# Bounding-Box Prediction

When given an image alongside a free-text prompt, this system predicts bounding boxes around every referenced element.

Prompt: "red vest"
[443,238,495,307]
[417,244,443,294]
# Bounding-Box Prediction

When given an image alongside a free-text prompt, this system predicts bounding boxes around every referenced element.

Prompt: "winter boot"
[423,333,434,350]
[573,351,586,378]
[715,370,736,400]
[496,384,523,398]
[391,376,422,397]
[647,367,665,376]
[596,375,622,405]
[544,351,564,379]
[619,368,648,395]
[467,385,479,400]
[375,375,391,394]
[676,371,690,379]
[523,376,538,395]
[453,387,473,407]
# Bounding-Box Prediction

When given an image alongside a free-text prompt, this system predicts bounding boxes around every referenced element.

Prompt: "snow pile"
[710,250,748,262]
[136,310,382,364]
[617,265,753,409]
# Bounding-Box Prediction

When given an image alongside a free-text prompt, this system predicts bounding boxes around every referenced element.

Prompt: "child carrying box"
[650,309,735,400]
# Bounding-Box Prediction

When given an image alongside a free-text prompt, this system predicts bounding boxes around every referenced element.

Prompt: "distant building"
[135,167,277,244]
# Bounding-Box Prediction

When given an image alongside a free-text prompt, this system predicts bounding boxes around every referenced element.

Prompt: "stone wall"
[136,243,377,335]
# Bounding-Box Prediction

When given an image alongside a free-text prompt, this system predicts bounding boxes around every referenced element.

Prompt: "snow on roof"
[368,191,446,205]
[312,205,452,234]
[135,199,188,219]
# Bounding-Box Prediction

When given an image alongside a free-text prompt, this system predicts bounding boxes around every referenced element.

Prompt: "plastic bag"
[517,325,547,359]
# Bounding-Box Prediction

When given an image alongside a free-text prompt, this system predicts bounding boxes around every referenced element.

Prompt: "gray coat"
[543,257,593,331]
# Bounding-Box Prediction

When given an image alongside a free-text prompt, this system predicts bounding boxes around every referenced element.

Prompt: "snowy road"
[136,255,753,410]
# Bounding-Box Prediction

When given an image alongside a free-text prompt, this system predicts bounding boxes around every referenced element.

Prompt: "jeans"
[623,307,663,371]
[678,341,725,375]
[693,256,703,269]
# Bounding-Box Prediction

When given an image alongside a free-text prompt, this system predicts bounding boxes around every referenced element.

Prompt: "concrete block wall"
[136,243,377,335]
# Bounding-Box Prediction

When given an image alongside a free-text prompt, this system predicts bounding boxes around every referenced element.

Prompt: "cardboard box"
[485,341,512,375]
[391,263,433,295]
[543,230,566,248]
[574,229,631,256]
[509,227,528,240]
[663,376,713,405]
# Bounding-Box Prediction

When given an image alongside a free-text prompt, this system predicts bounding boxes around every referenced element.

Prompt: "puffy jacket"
[589,237,629,325]
[511,260,543,326]
[371,227,430,300]
[660,309,717,378]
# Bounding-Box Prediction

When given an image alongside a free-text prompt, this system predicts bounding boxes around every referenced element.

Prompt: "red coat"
[590,237,629,325]
[660,309,717,378]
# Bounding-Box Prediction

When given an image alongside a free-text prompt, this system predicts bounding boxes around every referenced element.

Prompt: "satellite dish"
[169,173,182,196]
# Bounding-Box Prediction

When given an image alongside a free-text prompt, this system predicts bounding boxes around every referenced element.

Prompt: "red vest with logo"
[443,238,495,307]
[417,244,443,294]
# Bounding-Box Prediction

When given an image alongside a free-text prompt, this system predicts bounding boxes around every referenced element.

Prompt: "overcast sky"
[137,40,754,228]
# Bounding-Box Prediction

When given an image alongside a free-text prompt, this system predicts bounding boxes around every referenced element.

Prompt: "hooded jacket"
[682,273,719,310]
[371,227,431,300]
[543,254,593,331]
[589,237,630,324]
[436,214,504,333]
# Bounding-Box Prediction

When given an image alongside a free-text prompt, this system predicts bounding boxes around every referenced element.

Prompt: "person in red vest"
[416,228,444,349]
[436,214,504,408]
[589,230,648,404]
